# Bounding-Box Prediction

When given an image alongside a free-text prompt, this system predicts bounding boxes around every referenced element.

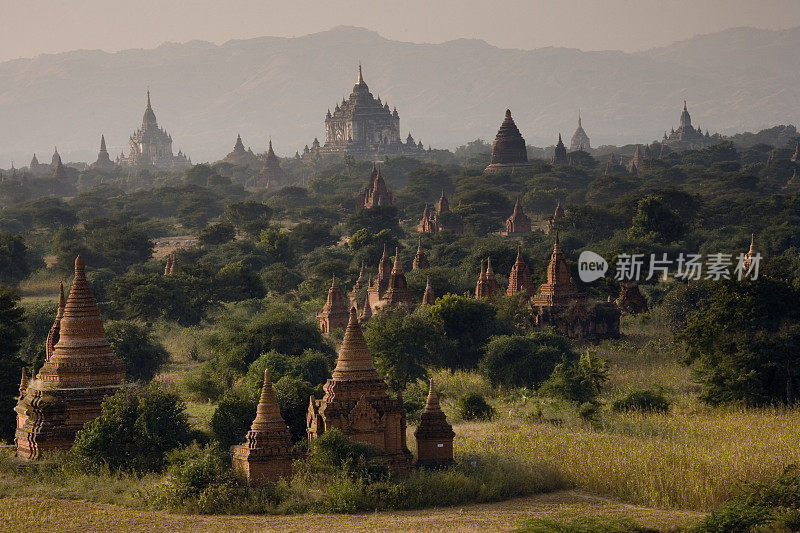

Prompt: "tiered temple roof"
[15,256,126,459]
[223,134,260,169]
[382,249,414,310]
[743,233,759,269]
[628,145,644,174]
[412,238,430,270]
[52,155,68,180]
[307,308,413,474]
[663,101,719,149]
[317,277,350,334]
[231,369,295,484]
[507,245,536,296]
[118,91,189,170]
[91,135,116,170]
[551,134,569,165]
[417,204,438,234]
[475,257,500,299]
[485,109,531,172]
[502,198,532,236]
[414,380,454,468]
[421,278,436,307]
[358,163,393,209]
[257,140,288,189]
[531,233,581,307]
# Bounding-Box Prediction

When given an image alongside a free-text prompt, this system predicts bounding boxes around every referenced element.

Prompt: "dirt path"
[0,490,703,533]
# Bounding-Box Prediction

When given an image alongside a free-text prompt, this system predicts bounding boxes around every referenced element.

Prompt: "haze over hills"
[1,25,799,167]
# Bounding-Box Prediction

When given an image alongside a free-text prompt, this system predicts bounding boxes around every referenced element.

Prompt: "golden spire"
[357,63,364,84]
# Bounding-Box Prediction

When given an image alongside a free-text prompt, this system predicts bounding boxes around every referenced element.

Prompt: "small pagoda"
[232,369,296,484]
[382,249,414,310]
[421,278,436,307]
[506,245,536,296]
[615,283,648,315]
[551,134,569,166]
[501,198,532,236]
[412,238,430,270]
[257,140,288,189]
[307,308,413,475]
[475,258,500,299]
[414,380,454,468]
[15,256,126,459]
[317,277,350,334]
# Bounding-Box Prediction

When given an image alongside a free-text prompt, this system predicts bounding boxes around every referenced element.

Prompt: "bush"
[306,428,389,482]
[613,389,670,414]
[540,351,609,409]
[479,331,575,389]
[105,321,169,382]
[458,393,495,421]
[209,388,258,449]
[70,383,193,473]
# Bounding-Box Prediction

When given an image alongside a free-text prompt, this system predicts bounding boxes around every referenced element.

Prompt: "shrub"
[613,389,671,414]
[105,321,169,382]
[70,383,193,473]
[479,331,575,389]
[458,393,495,421]
[209,388,257,449]
[306,428,389,482]
[540,351,609,408]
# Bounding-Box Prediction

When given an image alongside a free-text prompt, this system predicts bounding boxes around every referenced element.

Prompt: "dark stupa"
[485,109,532,172]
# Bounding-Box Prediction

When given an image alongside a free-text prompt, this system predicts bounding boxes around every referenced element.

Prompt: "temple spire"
[331,308,381,381]
[357,64,364,85]
[147,89,152,110]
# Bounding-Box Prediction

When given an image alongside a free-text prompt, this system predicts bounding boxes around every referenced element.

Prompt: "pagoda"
[475,258,500,299]
[501,198,532,236]
[531,233,580,307]
[421,278,436,307]
[569,112,591,151]
[90,135,116,171]
[357,164,393,209]
[663,101,720,149]
[52,155,68,179]
[615,283,648,315]
[743,233,760,269]
[551,134,569,165]
[627,145,644,174]
[223,134,260,169]
[507,245,535,296]
[231,369,296,484]
[118,90,190,170]
[366,244,394,311]
[317,277,350,334]
[382,249,414,310]
[15,256,126,459]
[417,204,438,234]
[414,380,454,468]
[257,140,288,189]
[348,262,368,305]
[485,109,532,172]
[412,238,430,270]
[307,308,413,475]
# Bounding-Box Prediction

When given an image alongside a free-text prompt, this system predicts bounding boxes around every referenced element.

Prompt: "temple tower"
[231,369,295,484]
[569,112,591,151]
[383,249,414,310]
[317,277,350,333]
[359,166,393,208]
[91,135,116,170]
[15,256,126,459]
[421,278,436,307]
[437,191,450,215]
[417,204,438,234]
[485,109,531,172]
[628,145,644,174]
[502,198,532,236]
[257,140,288,189]
[414,380,454,468]
[507,245,535,296]
[367,244,394,311]
[743,233,759,269]
[552,134,569,165]
[52,155,68,179]
[307,308,413,475]
[475,257,500,299]
[531,233,579,307]
[412,238,430,270]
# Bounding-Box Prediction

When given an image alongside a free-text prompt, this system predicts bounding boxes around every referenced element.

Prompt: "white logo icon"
[578,251,608,282]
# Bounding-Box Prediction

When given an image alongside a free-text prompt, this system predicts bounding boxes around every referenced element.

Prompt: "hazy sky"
[3,0,800,62]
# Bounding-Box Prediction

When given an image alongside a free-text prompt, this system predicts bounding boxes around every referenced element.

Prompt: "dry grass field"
[0,491,703,533]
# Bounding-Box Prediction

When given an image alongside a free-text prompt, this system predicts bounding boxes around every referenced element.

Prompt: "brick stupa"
[15,256,126,459]
[382,248,414,310]
[412,238,430,270]
[414,380,454,468]
[502,198,532,236]
[507,245,536,296]
[475,257,500,299]
[421,277,436,307]
[485,109,532,172]
[232,369,295,484]
[307,308,413,475]
[531,233,581,307]
[317,277,350,334]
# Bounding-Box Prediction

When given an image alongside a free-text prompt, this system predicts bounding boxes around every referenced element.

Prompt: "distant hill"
[1,25,799,166]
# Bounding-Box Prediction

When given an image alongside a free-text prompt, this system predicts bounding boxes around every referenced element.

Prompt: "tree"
[0,232,31,284]
[70,383,193,472]
[0,287,25,441]
[679,278,800,405]
[198,223,235,246]
[364,306,445,391]
[214,261,265,301]
[224,201,272,236]
[183,164,215,187]
[426,294,508,369]
[105,321,169,382]
[628,195,685,244]
[479,331,575,389]
[540,351,609,410]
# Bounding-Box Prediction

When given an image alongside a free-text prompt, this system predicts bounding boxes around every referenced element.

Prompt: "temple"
[485,109,532,172]
[311,66,424,158]
[506,245,536,296]
[743,233,760,269]
[475,258,500,299]
[412,238,430,270]
[414,380,454,468]
[381,249,414,310]
[90,135,116,171]
[366,244,394,312]
[421,278,436,307]
[307,308,413,475]
[569,112,591,151]
[15,256,126,459]
[417,191,461,233]
[663,101,720,149]
[615,283,648,315]
[256,140,288,189]
[357,164,393,209]
[317,277,350,334]
[223,134,259,169]
[52,155,68,180]
[231,369,296,484]
[501,199,532,236]
[627,145,644,174]
[117,90,190,170]
[552,134,569,165]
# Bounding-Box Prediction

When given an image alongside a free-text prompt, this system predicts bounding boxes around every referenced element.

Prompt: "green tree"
[628,195,685,244]
[70,383,193,472]
[198,223,235,246]
[479,331,575,388]
[540,351,609,408]
[214,261,265,301]
[0,287,25,441]
[0,232,31,284]
[224,201,273,236]
[105,321,169,382]
[364,306,445,391]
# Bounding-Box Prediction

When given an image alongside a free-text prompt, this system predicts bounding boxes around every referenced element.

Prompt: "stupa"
[317,277,350,333]
[421,278,436,307]
[382,249,414,310]
[231,369,295,484]
[414,380,454,468]
[307,308,413,474]
[501,198,532,236]
[475,258,500,299]
[412,238,430,270]
[485,109,532,172]
[15,256,126,459]
[506,245,536,296]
